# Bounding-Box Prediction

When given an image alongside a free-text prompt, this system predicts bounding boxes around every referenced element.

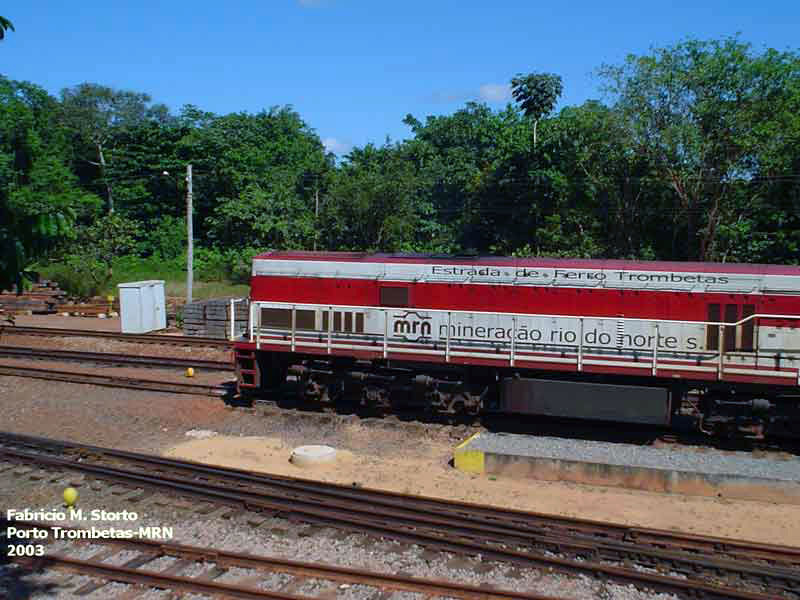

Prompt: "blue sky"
[2,1,798,155]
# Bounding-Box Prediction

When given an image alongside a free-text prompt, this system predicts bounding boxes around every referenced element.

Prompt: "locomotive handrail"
[228,298,247,341]
[246,300,800,383]
[247,300,800,328]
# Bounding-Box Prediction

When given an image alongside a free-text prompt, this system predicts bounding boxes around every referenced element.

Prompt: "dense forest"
[2,35,799,295]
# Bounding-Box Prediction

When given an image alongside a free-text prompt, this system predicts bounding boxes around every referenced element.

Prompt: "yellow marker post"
[185,367,195,378]
[453,433,485,474]
[63,487,78,507]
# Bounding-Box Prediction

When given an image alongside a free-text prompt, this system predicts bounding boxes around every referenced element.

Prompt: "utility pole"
[186,163,193,305]
[314,185,319,251]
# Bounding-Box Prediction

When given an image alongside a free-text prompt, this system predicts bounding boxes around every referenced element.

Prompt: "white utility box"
[118,280,167,333]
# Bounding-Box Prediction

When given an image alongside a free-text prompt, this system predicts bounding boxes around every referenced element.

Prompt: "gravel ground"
[0,470,681,600]
[468,432,800,481]
[2,314,800,551]
[0,355,231,386]
[0,332,231,362]
[10,518,682,600]
[3,374,800,547]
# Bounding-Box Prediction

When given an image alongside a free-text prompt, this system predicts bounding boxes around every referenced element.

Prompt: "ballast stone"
[290,445,337,468]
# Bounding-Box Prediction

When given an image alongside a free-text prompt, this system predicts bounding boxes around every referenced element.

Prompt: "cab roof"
[253,251,800,276]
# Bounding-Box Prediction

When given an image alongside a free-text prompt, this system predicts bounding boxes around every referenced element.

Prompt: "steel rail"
[0,345,233,371]
[2,431,797,568]
[3,431,795,568]
[0,365,228,396]
[0,325,231,348]
[12,521,561,600]
[0,435,792,599]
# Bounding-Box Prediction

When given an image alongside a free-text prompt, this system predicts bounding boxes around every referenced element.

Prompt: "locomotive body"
[233,252,800,437]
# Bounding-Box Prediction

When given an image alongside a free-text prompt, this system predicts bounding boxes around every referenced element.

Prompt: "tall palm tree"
[0,16,14,40]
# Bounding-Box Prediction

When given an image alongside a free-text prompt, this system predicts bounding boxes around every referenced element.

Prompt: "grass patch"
[166,280,249,301]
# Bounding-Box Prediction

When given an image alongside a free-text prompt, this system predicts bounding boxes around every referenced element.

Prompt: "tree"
[403,103,523,251]
[62,213,142,292]
[321,142,442,252]
[0,76,98,290]
[207,181,314,249]
[600,37,800,260]
[510,73,563,147]
[104,120,189,225]
[179,106,330,243]
[0,16,14,40]
[60,83,170,213]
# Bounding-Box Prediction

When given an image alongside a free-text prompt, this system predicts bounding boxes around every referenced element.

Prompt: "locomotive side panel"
[246,300,799,385]
[236,253,800,437]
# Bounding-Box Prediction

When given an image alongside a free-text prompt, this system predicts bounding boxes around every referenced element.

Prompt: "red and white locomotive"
[233,252,800,437]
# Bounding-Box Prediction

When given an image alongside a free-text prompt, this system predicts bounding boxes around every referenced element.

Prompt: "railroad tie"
[73,551,159,595]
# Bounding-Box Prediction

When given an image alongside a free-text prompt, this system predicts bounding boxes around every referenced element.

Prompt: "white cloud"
[323,137,351,155]
[479,83,512,103]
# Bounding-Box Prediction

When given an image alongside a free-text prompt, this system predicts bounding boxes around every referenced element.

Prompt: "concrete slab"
[454,432,800,504]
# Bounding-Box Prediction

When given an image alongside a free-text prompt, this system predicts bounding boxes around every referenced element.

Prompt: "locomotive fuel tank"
[498,378,671,425]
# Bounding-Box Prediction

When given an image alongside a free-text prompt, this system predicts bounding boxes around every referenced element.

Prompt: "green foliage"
[54,213,142,295]
[511,73,564,148]
[207,182,314,249]
[321,142,445,252]
[511,73,563,121]
[193,247,259,284]
[599,36,800,260]
[41,256,105,298]
[0,76,99,290]
[139,215,187,259]
[5,37,800,292]
[112,253,184,282]
[179,106,330,241]
[0,16,14,40]
[60,83,172,213]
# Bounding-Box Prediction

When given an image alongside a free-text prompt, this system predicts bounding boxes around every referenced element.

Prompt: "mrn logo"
[393,312,432,341]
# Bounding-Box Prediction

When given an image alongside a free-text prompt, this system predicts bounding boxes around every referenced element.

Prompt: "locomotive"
[232,252,800,438]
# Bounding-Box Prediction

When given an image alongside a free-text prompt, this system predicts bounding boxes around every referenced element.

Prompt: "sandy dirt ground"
[2,371,799,547]
[7,314,127,332]
[4,313,195,336]
[164,433,800,547]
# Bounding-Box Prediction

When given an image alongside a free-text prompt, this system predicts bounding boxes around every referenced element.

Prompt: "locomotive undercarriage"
[692,387,800,439]
[284,358,487,416]
[241,350,800,439]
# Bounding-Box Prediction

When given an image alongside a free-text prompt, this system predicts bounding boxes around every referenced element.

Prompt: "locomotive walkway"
[0,431,797,600]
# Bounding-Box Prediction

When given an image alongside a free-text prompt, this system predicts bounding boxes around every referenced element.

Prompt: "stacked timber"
[0,280,68,315]
[59,298,120,317]
[182,298,249,339]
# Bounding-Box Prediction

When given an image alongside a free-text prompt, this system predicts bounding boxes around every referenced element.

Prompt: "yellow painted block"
[453,432,485,474]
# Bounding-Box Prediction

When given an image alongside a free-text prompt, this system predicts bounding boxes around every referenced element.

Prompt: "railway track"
[0,344,234,371]
[0,431,796,600]
[7,521,560,600]
[0,324,231,348]
[0,365,228,396]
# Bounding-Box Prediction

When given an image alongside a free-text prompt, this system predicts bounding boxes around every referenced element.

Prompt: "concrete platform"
[454,432,800,504]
